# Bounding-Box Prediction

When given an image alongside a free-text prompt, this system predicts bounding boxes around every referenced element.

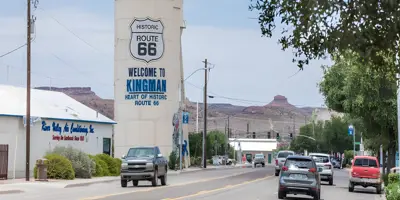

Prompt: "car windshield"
[285,158,314,169]
[278,152,294,158]
[127,148,155,158]
[312,155,330,163]
[255,154,264,158]
[354,158,378,167]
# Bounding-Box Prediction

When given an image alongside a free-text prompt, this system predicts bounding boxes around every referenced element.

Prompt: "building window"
[103,138,111,156]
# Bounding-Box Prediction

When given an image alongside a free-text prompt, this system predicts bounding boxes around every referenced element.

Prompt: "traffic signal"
[276,132,280,140]
[267,132,271,139]
[252,132,256,139]
[289,133,293,139]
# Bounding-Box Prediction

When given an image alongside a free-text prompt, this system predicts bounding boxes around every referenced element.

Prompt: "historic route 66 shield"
[129,17,165,63]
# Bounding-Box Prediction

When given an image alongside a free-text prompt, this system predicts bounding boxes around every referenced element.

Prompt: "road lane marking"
[80,170,259,200]
[161,175,274,200]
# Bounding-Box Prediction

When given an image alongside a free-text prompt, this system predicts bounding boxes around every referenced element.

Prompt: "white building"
[229,138,277,164]
[0,85,115,179]
[114,0,186,160]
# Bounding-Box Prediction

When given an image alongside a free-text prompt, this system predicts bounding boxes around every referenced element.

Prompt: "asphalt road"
[165,169,386,200]
[1,167,386,200]
[0,167,258,200]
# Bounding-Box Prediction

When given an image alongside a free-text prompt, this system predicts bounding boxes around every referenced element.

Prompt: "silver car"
[275,150,295,176]
[278,155,322,200]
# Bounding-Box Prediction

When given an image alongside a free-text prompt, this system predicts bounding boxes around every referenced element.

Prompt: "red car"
[348,156,382,194]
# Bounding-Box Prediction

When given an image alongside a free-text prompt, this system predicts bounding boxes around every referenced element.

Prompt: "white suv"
[309,153,334,185]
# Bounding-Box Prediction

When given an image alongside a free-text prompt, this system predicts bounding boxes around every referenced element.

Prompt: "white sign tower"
[114,0,185,157]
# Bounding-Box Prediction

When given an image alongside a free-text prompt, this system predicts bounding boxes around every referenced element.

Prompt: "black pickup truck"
[120,146,168,187]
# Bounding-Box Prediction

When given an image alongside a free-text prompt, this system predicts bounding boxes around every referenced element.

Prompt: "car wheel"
[329,177,333,185]
[313,189,321,200]
[275,170,279,176]
[160,172,167,186]
[121,180,127,188]
[132,180,138,186]
[278,191,286,199]
[348,182,354,192]
[262,163,265,167]
[376,184,382,194]
[151,170,158,187]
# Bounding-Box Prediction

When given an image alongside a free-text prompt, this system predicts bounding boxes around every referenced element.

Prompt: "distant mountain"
[36,87,329,140]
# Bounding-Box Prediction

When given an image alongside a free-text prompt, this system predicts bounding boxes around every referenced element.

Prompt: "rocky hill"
[35,87,331,140]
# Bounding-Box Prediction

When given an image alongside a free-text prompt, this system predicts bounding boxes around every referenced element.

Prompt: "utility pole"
[246,122,249,138]
[202,59,208,168]
[25,0,32,181]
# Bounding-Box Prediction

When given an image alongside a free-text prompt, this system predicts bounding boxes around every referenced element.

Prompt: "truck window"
[354,158,378,167]
[278,152,293,158]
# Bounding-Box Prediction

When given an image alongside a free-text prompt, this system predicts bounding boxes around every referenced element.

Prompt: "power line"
[37,7,110,57]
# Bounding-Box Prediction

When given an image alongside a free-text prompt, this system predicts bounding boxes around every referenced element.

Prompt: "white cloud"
[0,6,328,106]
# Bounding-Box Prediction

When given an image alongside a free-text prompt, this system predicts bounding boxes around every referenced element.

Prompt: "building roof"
[0,84,115,124]
[229,140,277,152]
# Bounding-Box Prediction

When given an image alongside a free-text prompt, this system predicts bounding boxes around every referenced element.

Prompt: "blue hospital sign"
[183,112,189,124]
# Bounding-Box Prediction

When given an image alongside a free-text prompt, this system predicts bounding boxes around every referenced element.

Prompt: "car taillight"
[351,171,358,177]
[282,166,288,171]
[324,164,332,169]
[275,159,278,165]
[309,168,317,173]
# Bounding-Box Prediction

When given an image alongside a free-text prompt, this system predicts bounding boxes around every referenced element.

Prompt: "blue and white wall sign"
[182,112,189,124]
[124,67,167,106]
[348,125,354,136]
[41,121,95,135]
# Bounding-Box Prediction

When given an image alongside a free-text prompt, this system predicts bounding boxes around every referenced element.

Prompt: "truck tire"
[329,177,333,185]
[278,191,285,199]
[151,170,158,187]
[121,180,127,188]
[160,173,167,186]
[275,170,279,176]
[133,180,138,186]
[376,184,382,194]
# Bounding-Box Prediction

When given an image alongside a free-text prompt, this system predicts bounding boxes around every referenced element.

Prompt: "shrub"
[385,182,400,200]
[382,173,390,186]
[96,154,119,176]
[388,173,400,185]
[88,155,110,177]
[114,158,122,175]
[168,151,178,170]
[34,154,75,180]
[49,146,95,178]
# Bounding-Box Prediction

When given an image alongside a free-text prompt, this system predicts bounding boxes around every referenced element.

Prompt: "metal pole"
[397,74,400,173]
[196,102,199,133]
[25,0,32,181]
[353,126,356,157]
[202,59,208,168]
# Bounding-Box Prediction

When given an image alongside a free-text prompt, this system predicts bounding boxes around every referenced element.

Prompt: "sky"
[0,0,330,107]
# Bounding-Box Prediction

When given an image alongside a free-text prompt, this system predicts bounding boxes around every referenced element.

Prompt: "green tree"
[189,131,233,160]
[319,51,397,170]
[290,116,356,154]
[249,0,400,71]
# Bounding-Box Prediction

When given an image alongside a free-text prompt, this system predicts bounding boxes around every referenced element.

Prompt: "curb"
[64,178,120,188]
[0,190,24,195]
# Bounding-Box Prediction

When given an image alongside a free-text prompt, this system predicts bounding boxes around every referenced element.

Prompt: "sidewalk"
[0,163,252,194]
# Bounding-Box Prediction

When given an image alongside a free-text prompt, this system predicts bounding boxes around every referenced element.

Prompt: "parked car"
[275,150,295,176]
[120,146,168,187]
[309,153,334,185]
[278,155,322,200]
[253,153,265,167]
[348,156,382,194]
[330,158,341,169]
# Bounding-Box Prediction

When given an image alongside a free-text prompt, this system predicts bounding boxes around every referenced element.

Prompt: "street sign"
[354,142,361,145]
[129,18,165,63]
[182,112,189,124]
[348,125,354,136]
